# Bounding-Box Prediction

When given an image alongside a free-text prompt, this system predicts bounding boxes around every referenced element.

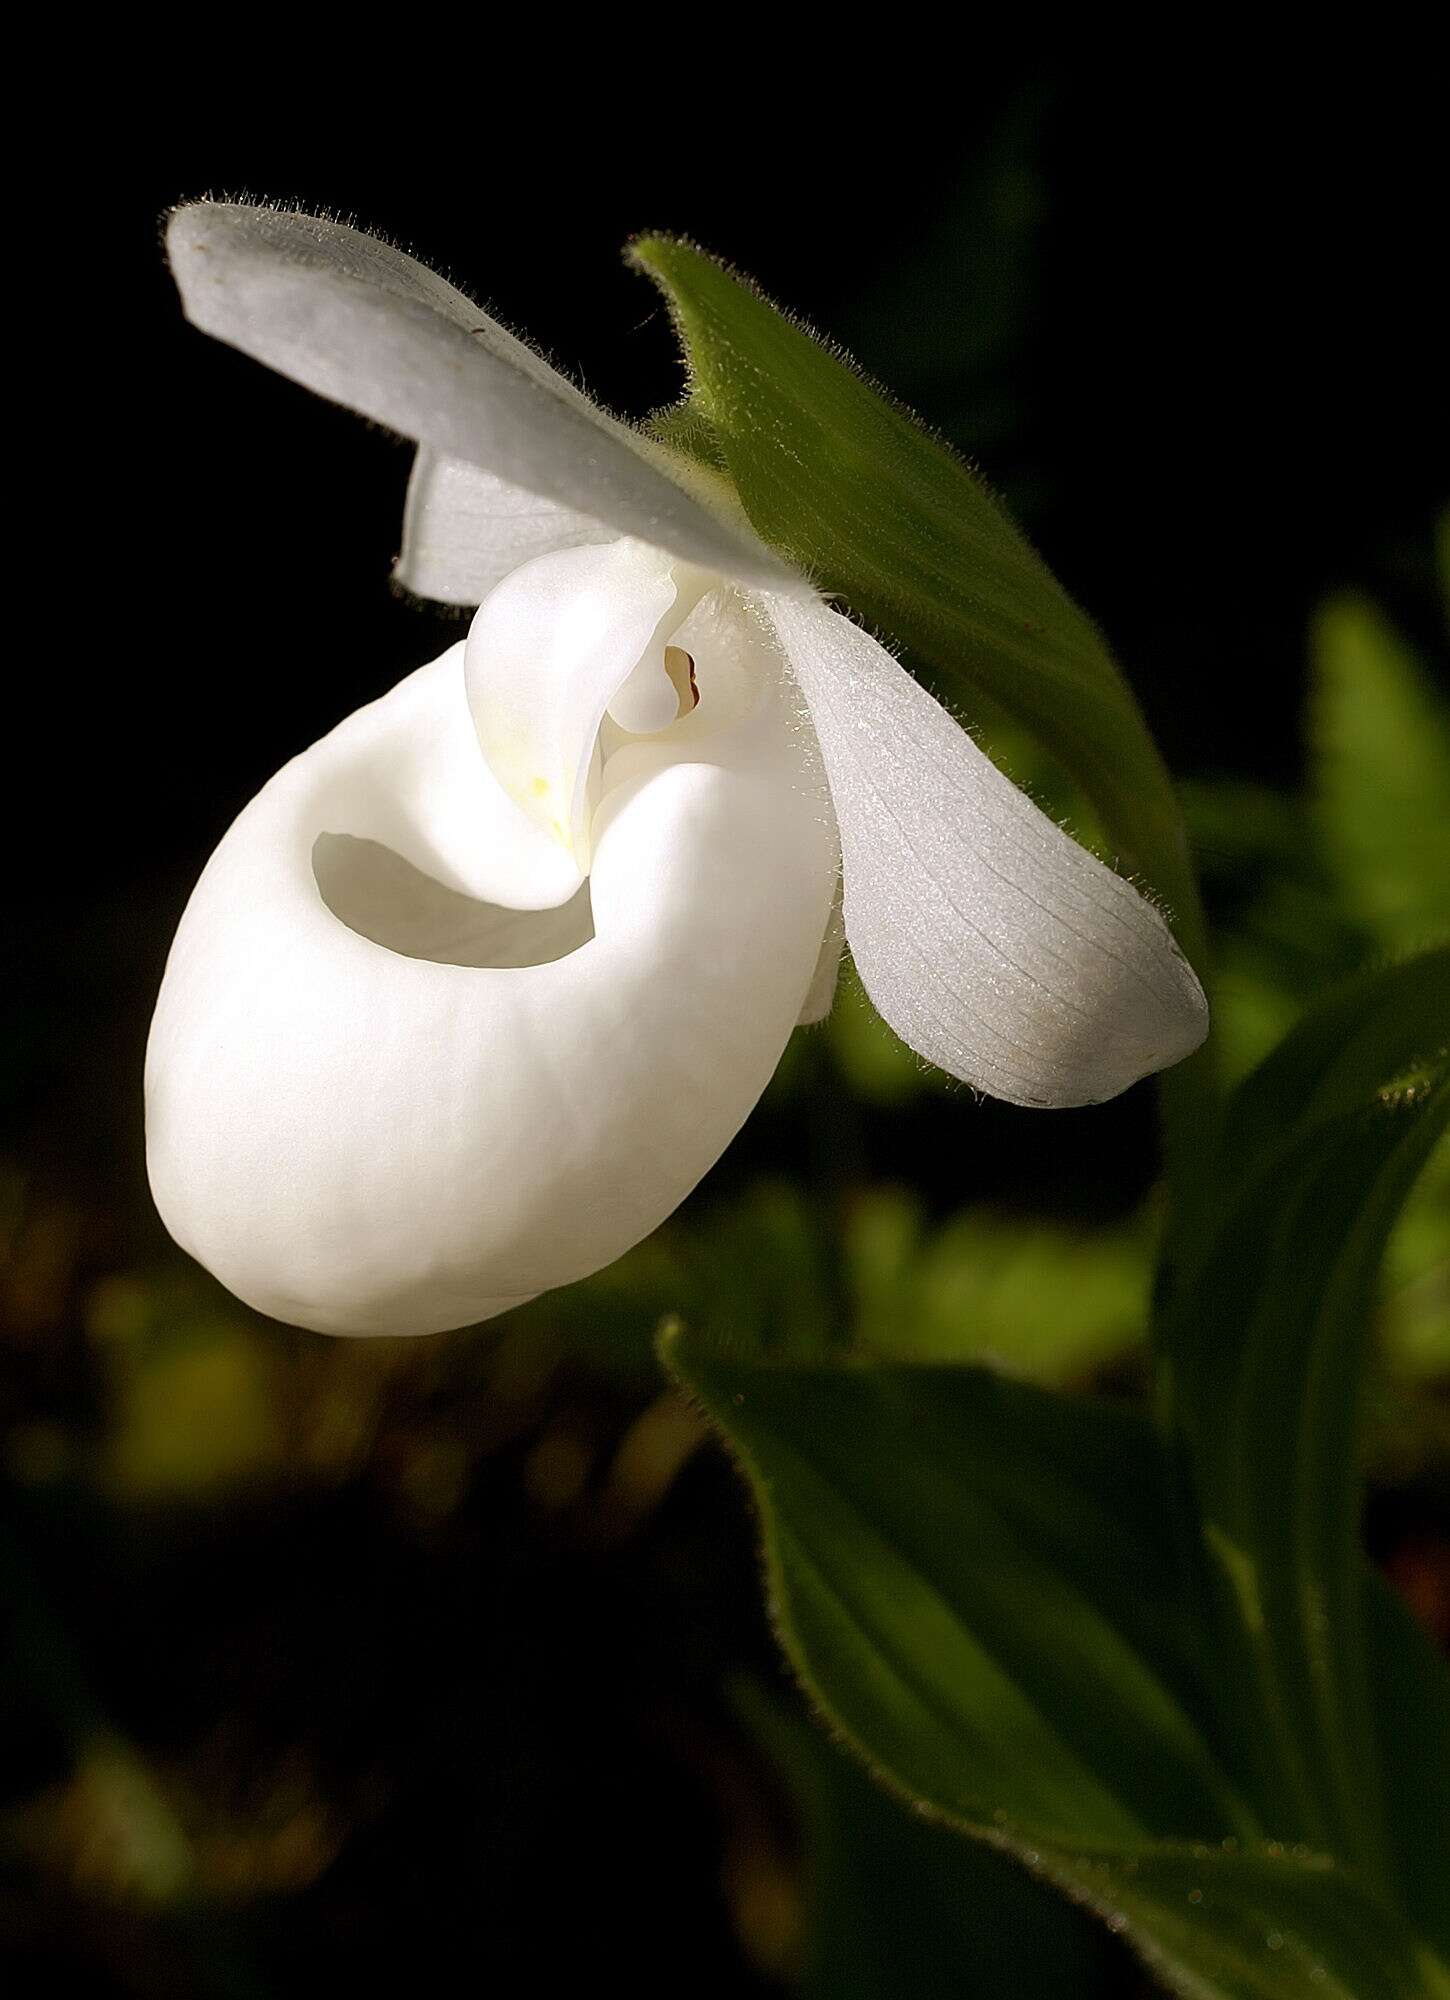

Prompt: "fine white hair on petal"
[145,643,838,1337]
[397,448,617,605]
[166,202,787,588]
[763,593,1209,1107]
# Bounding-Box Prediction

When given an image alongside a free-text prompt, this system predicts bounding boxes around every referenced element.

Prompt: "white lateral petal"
[764,594,1208,1107]
[145,648,837,1337]
[464,538,685,866]
[397,448,617,604]
[167,203,785,586]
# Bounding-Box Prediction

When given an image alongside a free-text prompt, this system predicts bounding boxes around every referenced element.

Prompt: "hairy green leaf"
[665,1337,1446,1996]
[663,1345,1239,1846]
[742,1684,1119,1999]
[1054,1840,1447,2000]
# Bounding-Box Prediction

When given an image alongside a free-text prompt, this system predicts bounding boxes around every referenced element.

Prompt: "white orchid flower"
[146,203,1208,1338]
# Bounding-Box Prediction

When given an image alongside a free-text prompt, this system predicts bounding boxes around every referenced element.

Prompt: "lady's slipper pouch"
[146,205,1208,1337]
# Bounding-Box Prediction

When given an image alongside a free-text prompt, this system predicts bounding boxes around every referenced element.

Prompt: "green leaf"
[1366,1572,1450,1954]
[663,1343,1240,1846]
[1379,1133,1450,1381]
[628,236,1204,968]
[741,1683,1120,1999]
[1163,950,1450,1325]
[1161,951,1450,1895]
[1068,1842,1449,2000]
[1176,1090,1448,1876]
[665,1335,1445,1997]
[1310,597,1450,951]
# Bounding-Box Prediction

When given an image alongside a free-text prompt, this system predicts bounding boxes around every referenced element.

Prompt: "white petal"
[396,447,616,604]
[145,647,837,1337]
[464,539,692,866]
[292,642,582,913]
[764,594,1208,1107]
[167,203,784,586]
[797,880,846,1025]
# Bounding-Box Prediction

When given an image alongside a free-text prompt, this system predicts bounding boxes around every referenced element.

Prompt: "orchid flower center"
[663,645,700,715]
[463,541,764,874]
[313,546,779,976]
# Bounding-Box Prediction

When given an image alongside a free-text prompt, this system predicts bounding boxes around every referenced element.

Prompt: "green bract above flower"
[146,203,1208,1337]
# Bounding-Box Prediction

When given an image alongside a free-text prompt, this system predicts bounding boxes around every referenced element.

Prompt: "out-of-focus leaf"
[1195,956,1307,1089]
[552,1171,1154,1388]
[664,1335,1447,1996]
[823,960,946,1106]
[740,1684,1119,1999]
[1180,777,1365,1084]
[86,1275,285,1502]
[4,1739,196,1906]
[1162,951,1450,1919]
[846,1189,1150,1383]
[685,1183,842,1360]
[1176,950,1450,1256]
[628,236,1204,968]
[1310,597,1450,950]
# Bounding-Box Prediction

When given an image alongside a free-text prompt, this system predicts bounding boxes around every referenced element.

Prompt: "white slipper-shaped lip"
[146,635,840,1336]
